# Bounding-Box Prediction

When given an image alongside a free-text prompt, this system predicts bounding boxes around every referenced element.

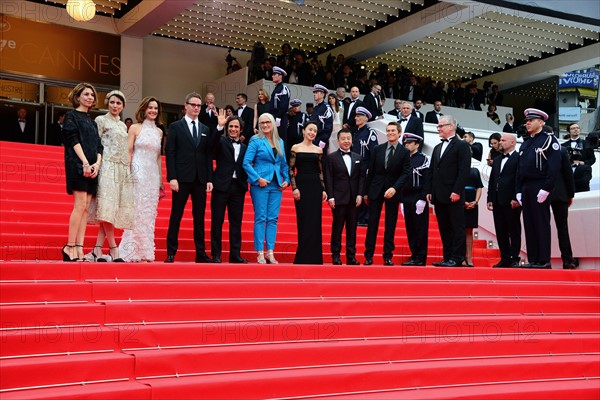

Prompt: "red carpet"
[1,141,599,399]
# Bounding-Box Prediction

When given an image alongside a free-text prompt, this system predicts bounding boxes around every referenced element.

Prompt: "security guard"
[309,84,334,152]
[517,108,561,269]
[287,99,309,152]
[401,132,430,266]
[269,66,290,144]
[352,106,379,226]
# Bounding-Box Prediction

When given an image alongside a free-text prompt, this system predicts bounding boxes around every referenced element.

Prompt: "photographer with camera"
[563,122,595,192]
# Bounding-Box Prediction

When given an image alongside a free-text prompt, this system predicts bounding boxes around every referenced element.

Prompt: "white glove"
[516,193,522,206]
[275,117,281,127]
[537,189,549,203]
[400,203,405,217]
[415,200,426,215]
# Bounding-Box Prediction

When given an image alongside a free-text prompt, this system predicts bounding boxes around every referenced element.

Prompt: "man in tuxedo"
[362,83,383,122]
[398,102,424,147]
[47,111,65,146]
[388,99,402,118]
[487,133,522,268]
[401,75,422,103]
[235,93,254,143]
[211,113,249,264]
[401,133,430,266]
[199,92,219,134]
[269,66,290,141]
[342,86,362,133]
[426,115,471,267]
[425,101,444,124]
[363,122,411,266]
[413,99,424,120]
[502,113,516,133]
[325,128,365,266]
[563,122,595,193]
[463,131,483,161]
[165,92,214,263]
[8,107,35,143]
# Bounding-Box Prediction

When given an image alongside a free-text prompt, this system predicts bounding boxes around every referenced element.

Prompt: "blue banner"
[559,72,599,89]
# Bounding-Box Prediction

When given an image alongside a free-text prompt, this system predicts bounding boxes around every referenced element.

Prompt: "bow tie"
[340,150,351,156]
[440,138,449,143]
[503,153,511,158]
[19,119,25,123]
[230,138,241,144]
[238,107,243,111]
[400,118,408,122]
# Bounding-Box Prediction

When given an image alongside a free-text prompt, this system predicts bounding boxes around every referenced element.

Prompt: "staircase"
[1,141,599,399]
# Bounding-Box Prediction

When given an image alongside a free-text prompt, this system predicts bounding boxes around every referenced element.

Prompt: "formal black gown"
[289,152,324,264]
[464,167,483,228]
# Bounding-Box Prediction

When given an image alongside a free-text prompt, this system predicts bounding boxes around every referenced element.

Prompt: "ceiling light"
[66,0,96,22]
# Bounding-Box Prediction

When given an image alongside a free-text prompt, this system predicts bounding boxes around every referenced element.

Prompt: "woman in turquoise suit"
[243,112,290,264]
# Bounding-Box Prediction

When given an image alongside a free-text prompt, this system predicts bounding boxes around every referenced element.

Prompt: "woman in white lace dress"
[119,96,164,262]
[87,90,134,262]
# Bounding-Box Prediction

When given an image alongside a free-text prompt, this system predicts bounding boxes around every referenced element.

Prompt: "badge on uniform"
[520,151,523,156]
[370,133,377,141]
[552,143,560,150]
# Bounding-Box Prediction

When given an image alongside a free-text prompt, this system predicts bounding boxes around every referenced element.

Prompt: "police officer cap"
[290,99,302,107]
[272,66,287,77]
[312,84,329,94]
[402,132,422,143]
[355,106,372,119]
[524,108,548,121]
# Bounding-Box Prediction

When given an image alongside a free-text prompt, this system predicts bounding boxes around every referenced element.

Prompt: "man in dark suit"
[199,92,219,134]
[463,131,483,161]
[550,146,577,269]
[388,99,402,119]
[235,93,254,143]
[401,133,430,266]
[563,122,595,193]
[46,111,65,146]
[362,83,383,122]
[211,113,249,264]
[487,133,522,268]
[426,115,471,267]
[7,107,35,143]
[398,102,424,141]
[425,101,443,124]
[502,113,516,133]
[342,86,362,133]
[363,121,412,266]
[412,99,424,120]
[401,75,422,103]
[325,128,365,266]
[165,92,214,263]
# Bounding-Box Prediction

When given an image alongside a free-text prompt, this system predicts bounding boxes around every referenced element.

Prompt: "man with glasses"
[362,83,383,122]
[165,92,215,263]
[563,122,595,192]
[426,115,471,267]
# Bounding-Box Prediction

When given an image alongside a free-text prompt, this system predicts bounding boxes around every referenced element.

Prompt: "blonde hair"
[258,89,270,103]
[257,113,283,157]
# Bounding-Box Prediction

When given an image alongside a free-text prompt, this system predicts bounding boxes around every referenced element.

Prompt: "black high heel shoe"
[62,245,77,262]
[110,246,125,263]
[74,244,87,262]
[91,246,107,262]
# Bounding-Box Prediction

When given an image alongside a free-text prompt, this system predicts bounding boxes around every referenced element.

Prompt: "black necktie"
[191,121,198,145]
[400,118,407,122]
[386,146,394,169]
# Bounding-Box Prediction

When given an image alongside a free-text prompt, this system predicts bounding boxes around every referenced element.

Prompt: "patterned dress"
[119,120,162,261]
[88,113,134,229]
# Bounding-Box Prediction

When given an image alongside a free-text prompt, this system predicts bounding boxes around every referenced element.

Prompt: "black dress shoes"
[432,260,447,266]
[347,258,360,265]
[195,254,214,263]
[212,257,222,264]
[332,257,342,265]
[493,259,512,268]
[383,257,394,266]
[438,259,458,267]
[402,259,425,266]
[364,258,373,265]
[230,256,248,264]
[164,254,175,263]
[522,262,552,269]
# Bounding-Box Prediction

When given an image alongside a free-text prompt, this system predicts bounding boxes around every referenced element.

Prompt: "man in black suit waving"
[199,92,219,134]
[363,122,411,266]
[325,128,365,266]
[426,115,471,267]
[211,112,249,264]
[165,92,214,263]
[487,133,522,268]
[235,93,254,143]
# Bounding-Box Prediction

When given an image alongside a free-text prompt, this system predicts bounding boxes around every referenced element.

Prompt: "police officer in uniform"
[400,132,430,266]
[269,66,290,145]
[352,106,379,226]
[309,84,334,153]
[517,108,561,269]
[287,98,309,154]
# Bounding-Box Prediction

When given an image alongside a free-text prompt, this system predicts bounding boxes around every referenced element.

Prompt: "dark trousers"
[492,204,522,262]
[434,201,466,262]
[521,181,551,263]
[211,184,246,260]
[551,201,573,263]
[364,197,400,258]
[166,178,207,257]
[403,200,429,262]
[330,203,358,260]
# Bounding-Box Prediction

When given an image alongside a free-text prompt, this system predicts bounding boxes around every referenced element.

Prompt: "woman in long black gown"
[289,121,328,264]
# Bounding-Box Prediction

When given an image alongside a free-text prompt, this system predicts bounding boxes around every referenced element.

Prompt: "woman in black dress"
[253,89,270,134]
[486,132,502,167]
[289,121,327,264]
[464,167,483,267]
[61,83,103,261]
